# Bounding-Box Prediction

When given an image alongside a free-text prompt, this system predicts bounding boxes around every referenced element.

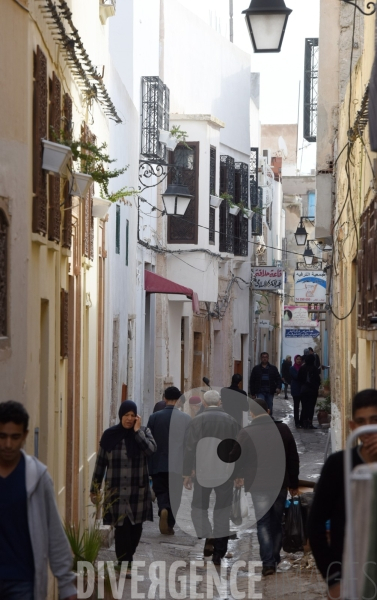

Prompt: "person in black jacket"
[308,389,377,600]
[221,374,249,427]
[249,352,282,416]
[281,355,292,399]
[233,398,299,577]
[298,354,321,429]
[183,390,240,566]
[147,387,191,535]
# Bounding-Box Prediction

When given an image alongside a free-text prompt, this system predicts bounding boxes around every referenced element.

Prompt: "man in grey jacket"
[0,401,77,600]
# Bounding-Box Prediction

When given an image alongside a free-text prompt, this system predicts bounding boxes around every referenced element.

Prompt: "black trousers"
[191,478,233,558]
[115,517,143,563]
[300,388,317,424]
[152,472,183,528]
[292,395,302,424]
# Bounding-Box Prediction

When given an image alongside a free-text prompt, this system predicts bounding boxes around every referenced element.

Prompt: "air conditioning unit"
[262,149,272,165]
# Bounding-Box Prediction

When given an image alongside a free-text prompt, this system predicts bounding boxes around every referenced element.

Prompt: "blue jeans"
[252,488,288,568]
[257,392,274,415]
[0,580,34,600]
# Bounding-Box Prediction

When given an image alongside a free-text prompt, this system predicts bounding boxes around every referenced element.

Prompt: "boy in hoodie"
[0,401,77,600]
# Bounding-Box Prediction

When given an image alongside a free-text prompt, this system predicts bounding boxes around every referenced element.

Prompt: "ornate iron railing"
[304,38,318,143]
[251,188,263,236]
[140,76,170,161]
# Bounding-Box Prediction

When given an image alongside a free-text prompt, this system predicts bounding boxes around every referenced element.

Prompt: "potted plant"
[71,172,93,198]
[317,396,331,425]
[92,196,112,219]
[158,129,171,145]
[323,378,331,396]
[221,193,240,215]
[210,194,223,208]
[42,139,72,177]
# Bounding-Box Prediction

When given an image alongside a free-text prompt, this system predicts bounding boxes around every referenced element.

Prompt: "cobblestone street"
[99,394,329,599]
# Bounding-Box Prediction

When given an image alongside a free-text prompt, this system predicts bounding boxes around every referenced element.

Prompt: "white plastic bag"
[240,488,249,519]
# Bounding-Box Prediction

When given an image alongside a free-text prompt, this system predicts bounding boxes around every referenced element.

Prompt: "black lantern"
[162,183,192,216]
[303,242,315,266]
[242,0,292,53]
[294,223,308,246]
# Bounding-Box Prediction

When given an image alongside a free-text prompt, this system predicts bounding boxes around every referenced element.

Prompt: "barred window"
[0,210,8,337]
[209,146,216,244]
[251,187,263,236]
[219,155,235,253]
[116,205,121,254]
[168,143,199,244]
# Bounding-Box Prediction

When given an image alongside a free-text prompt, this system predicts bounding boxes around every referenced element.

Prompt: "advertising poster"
[252,267,283,291]
[294,270,326,303]
[283,305,318,328]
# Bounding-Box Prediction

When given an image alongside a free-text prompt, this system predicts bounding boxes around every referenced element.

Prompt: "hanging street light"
[294,222,308,246]
[242,0,292,53]
[303,242,315,266]
[162,183,192,216]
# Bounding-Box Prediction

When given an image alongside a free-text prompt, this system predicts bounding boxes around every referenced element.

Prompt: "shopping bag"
[240,488,249,519]
[230,488,243,525]
[282,496,305,553]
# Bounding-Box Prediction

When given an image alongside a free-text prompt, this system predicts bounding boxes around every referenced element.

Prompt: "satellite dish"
[278,136,288,160]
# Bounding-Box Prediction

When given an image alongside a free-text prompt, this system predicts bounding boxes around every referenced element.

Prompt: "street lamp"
[242,0,292,53]
[294,222,308,246]
[303,242,315,266]
[162,183,192,216]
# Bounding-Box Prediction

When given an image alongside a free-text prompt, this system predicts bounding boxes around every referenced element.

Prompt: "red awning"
[144,270,200,314]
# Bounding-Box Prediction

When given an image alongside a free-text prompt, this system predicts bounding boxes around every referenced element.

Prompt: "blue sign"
[285,329,320,338]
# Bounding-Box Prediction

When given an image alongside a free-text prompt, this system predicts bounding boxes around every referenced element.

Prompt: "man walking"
[147,387,191,535]
[183,390,240,565]
[249,352,282,415]
[221,373,250,427]
[233,398,299,576]
[0,401,77,600]
[308,389,377,600]
[308,347,321,374]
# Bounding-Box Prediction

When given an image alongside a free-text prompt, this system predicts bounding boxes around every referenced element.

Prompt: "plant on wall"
[51,129,137,202]
[169,125,191,149]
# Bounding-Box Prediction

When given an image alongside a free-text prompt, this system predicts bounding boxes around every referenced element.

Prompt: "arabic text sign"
[252,267,283,291]
[283,305,318,328]
[294,271,326,303]
[285,329,320,338]
[259,320,270,328]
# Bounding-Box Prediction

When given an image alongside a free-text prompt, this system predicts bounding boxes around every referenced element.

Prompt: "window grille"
[140,76,170,161]
[48,72,61,243]
[266,202,273,230]
[219,155,235,253]
[209,146,216,244]
[0,210,8,337]
[252,187,263,236]
[115,205,120,254]
[303,38,318,143]
[125,219,129,265]
[358,200,377,329]
[32,46,48,235]
[168,143,199,244]
[234,162,249,256]
[250,148,259,208]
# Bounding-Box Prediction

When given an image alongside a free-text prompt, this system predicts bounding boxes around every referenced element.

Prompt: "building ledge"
[170,114,225,129]
[31,232,47,246]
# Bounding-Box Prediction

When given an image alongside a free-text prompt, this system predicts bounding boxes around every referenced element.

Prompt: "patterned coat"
[91,426,156,526]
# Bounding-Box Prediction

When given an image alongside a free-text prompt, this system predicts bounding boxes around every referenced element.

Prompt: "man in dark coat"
[233,398,299,577]
[147,387,191,535]
[221,374,249,427]
[249,352,282,415]
[281,355,292,399]
[183,390,240,566]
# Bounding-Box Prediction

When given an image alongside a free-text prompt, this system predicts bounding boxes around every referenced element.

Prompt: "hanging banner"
[259,319,270,328]
[283,305,318,327]
[252,267,283,291]
[285,328,320,338]
[294,271,326,303]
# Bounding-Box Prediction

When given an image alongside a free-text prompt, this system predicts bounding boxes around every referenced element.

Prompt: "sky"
[177,0,320,173]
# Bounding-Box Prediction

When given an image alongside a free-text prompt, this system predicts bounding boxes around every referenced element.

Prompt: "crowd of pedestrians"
[2,347,376,600]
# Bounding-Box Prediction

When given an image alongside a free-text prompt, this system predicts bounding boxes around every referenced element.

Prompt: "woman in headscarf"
[298,354,321,429]
[290,355,303,428]
[90,400,156,576]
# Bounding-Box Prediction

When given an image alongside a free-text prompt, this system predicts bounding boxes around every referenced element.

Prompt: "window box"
[210,195,223,208]
[71,172,93,198]
[243,208,252,219]
[42,140,71,178]
[92,196,112,219]
[158,129,171,145]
